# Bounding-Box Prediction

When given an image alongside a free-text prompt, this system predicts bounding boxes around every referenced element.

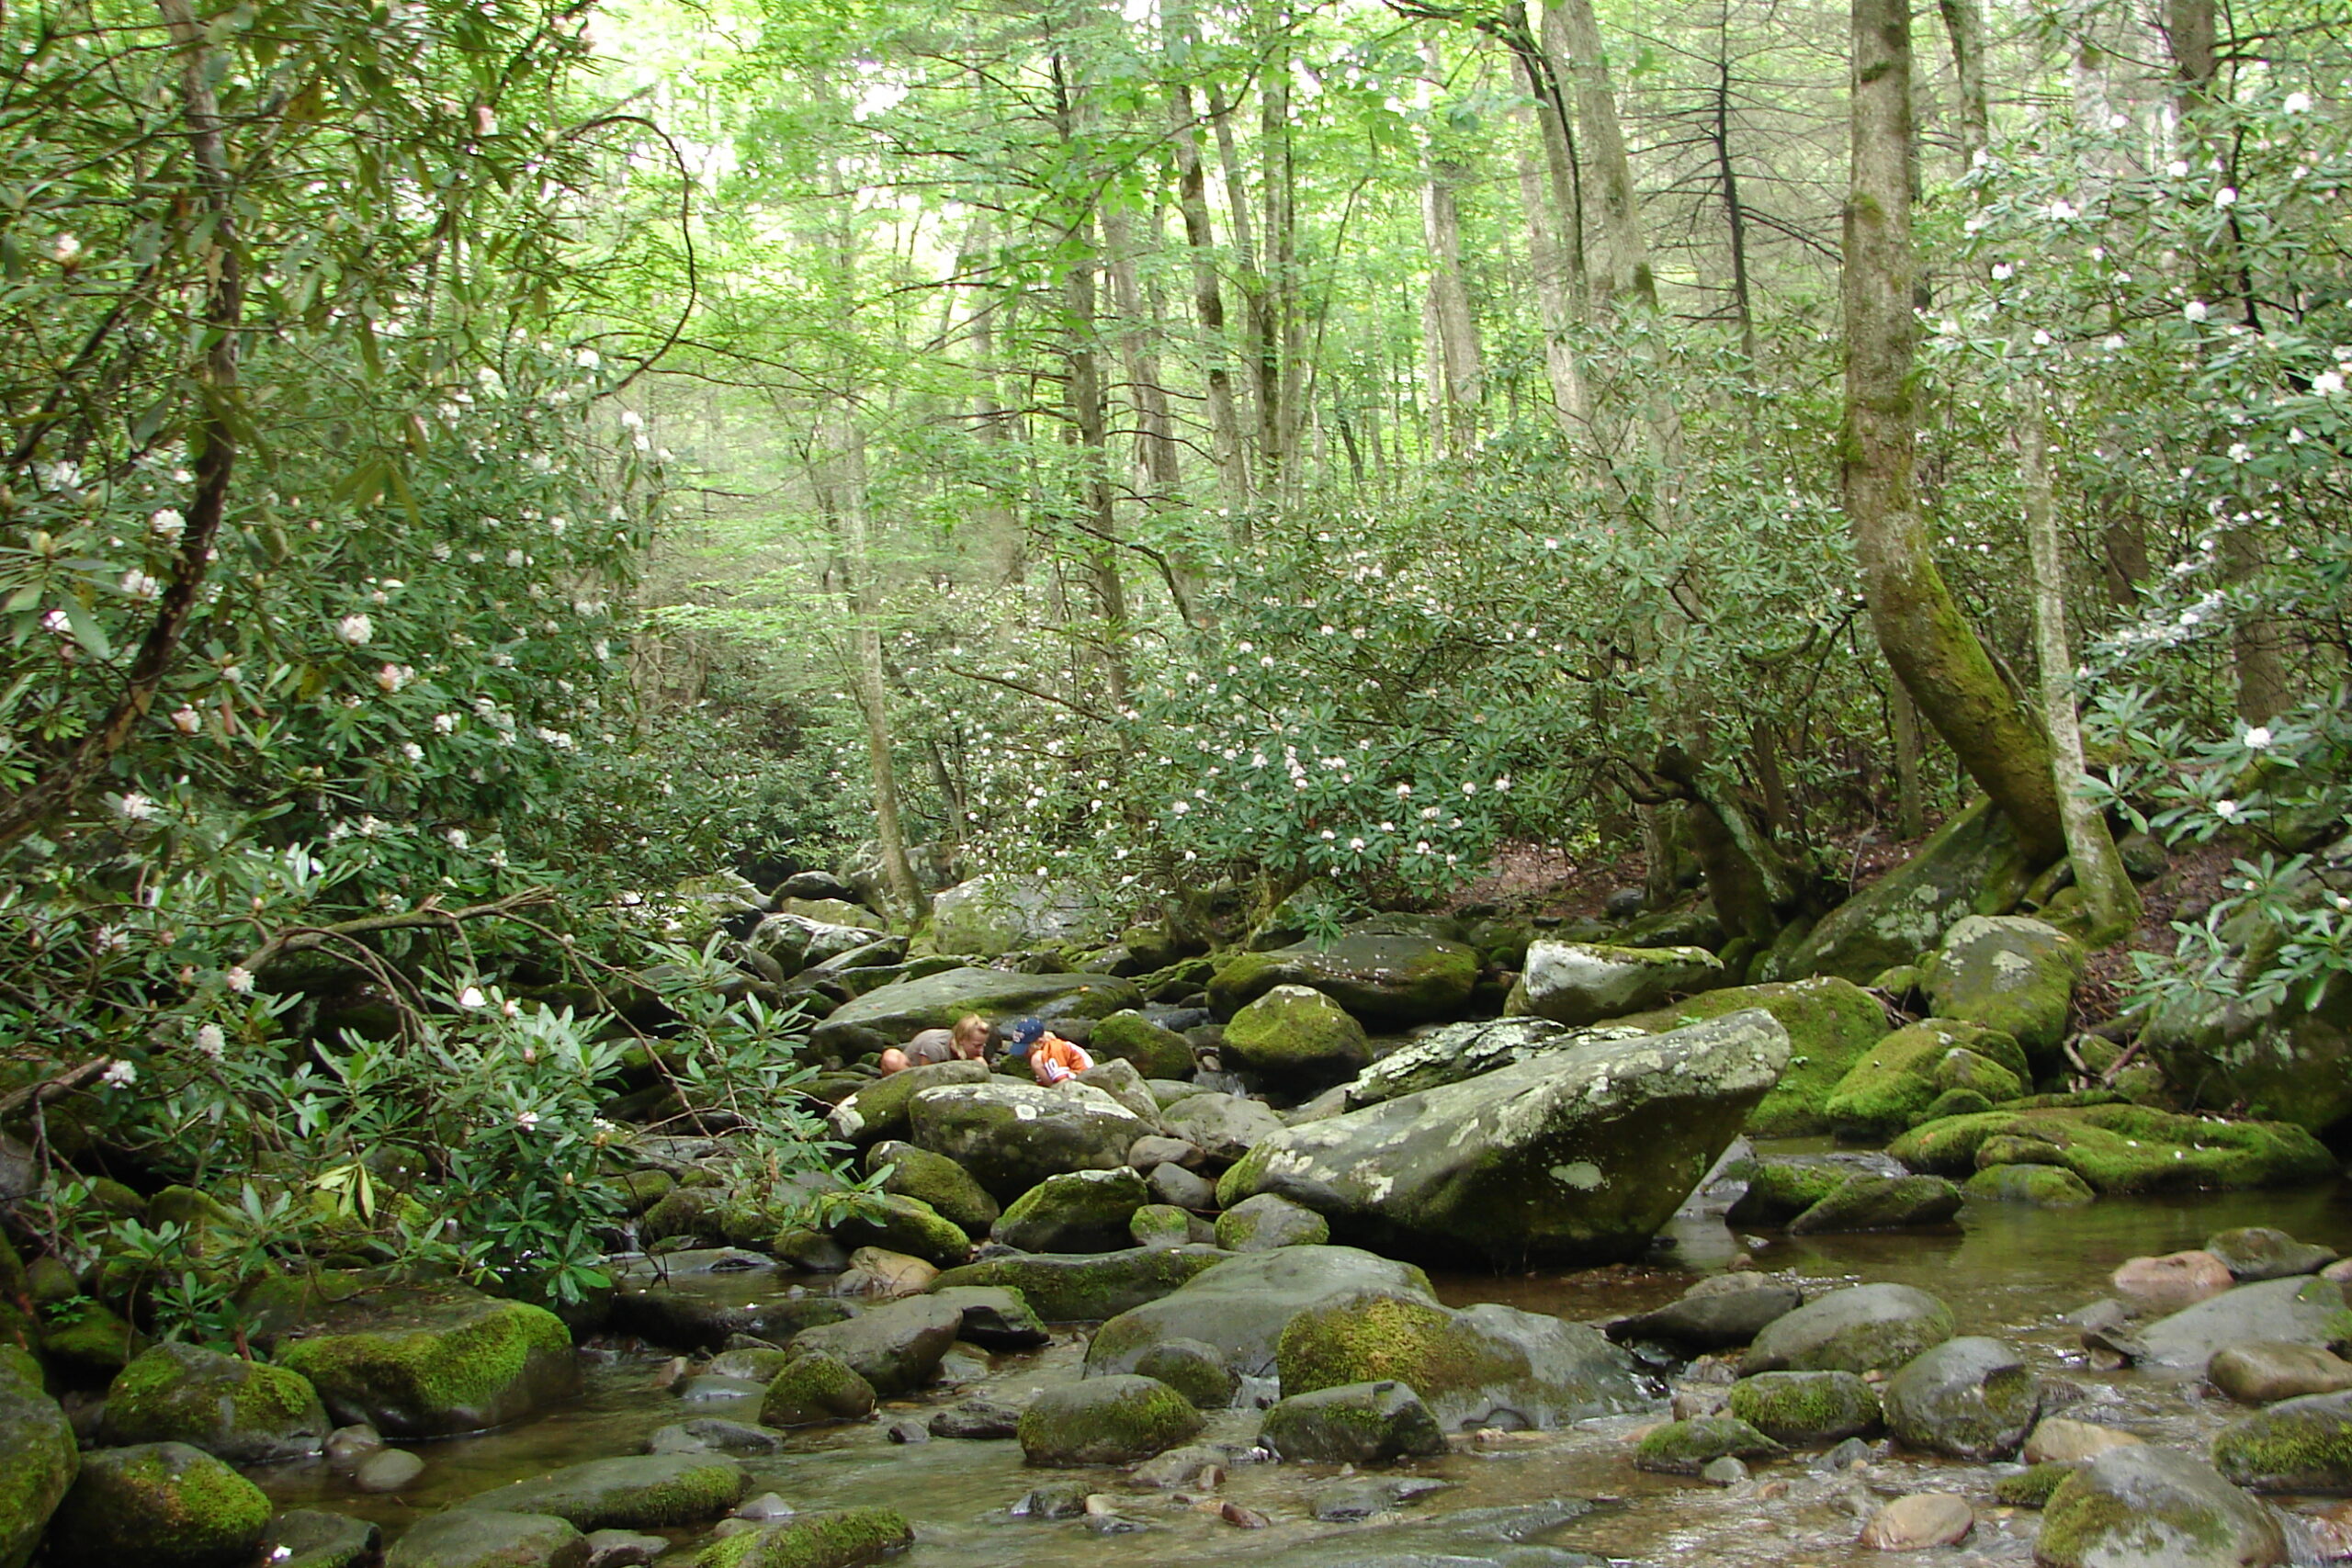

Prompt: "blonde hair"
[951,1013,989,1050]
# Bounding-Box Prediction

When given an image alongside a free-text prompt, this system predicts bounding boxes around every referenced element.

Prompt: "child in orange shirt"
[1005,1017,1094,1085]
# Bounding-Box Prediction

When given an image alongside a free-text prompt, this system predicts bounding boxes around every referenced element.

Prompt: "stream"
[249,1150,2352,1567]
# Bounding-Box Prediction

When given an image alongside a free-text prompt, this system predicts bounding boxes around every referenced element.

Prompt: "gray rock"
[1130,1203,1194,1248]
[702,1348,794,1384]
[826,1061,995,1148]
[810,966,1143,1060]
[1207,928,1483,1027]
[1146,1162,1216,1211]
[1017,1375,1204,1466]
[1129,1135,1204,1171]
[927,1285,1051,1348]
[1073,1058,1167,1126]
[608,1280,854,1357]
[747,911,887,975]
[929,1245,1231,1322]
[1218,1012,1790,1267]
[1611,1275,1804,1352]
[2210,1341,2352,1404]
[1778,798,2029,984]
[582,1530,668,1568]
[96,1341,330,1464]
[0,1343,76,1568]
[1922,915,2084,1066]
[1132,1338,1239,1409]
[1508,942,1725,1026]
[1215,1192,1330,1252]
[1787,1174,1964,1235]
[865,1139,1001,1235]
[1260,1380,1448,1463]
[1700,1455,1749,1486]
[673,1374,765,1404]
[1881,1337,2038,1459]
[1159,1094,1287,1168]
[386,1511,589,1568]
[932,874,1113,957]
[1742,1283,1956,1376]
[260,1510,381,1568]
[2212,1389,2352,1490]
[2038,1446,2285,1568]
[450,1454,748,1531]
[757,1349,875,1427]
[1725,1371,1882,1445]
[354,1447,426,1493]
[908,1081,1151,1201]
[993,1168,1150,1253]
[643,1418,786,1456]
[1342,1017,1597,1108]
[1633,1416,1786,1473]
[930,1398,1023,1438]
[1086,1245,1437,1379]
[2106,1275,2347,1371]
[2207,1227,2339,1282]
[791,1295,966,1395]
[1308,1475,1451,1521]
[322,1422,382,1464]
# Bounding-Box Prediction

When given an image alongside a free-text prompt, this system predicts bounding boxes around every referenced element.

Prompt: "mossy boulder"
[1018,1373,1204,1466]
[40,1299,144,1383]
[1611,977,1890,1136]
[2211,1389,2352,1490]
[1130,1203,1194,1248]
[1822,1020,2028,1139]
[864,1140,999,1235]
[1131,1339,1238,1409]
[2117,1276,2350,1371]
[1724,1157,1856,1225]
[1215,1192,1330,1252]
[1889,1104,2336,1194]
[383,1509,589,1568]
[931,874,1111,957]
[1725,1371,1882,1445]
[809,966,1143,1062]
[452,1454,748,1529]
[1340,1017,1600,1109]
[1506,941,1725,1027]
[2207,1226,2338,1282]
[993,1168,1149,1253]
[259,1509,382,1568]
[1259,1380,1448,1464]
[0,1344,75,1568]
[1779,798,2033,984]
[828,1192,970,1267]
[1207,928,1481,1027]
[1922,916,2084,1069]
[1742,1283,1955,1376]
[927,1284,1050,1349]
[1086,1246,1434,1379]
[274,1286,579,1438]
[823,1060,990,1148]
[98,1340,330,1463]
[695,1508,913,1568]
[759,1350,876,1426]
[786,1294,961,1396]
[1632,1416,1786,1474]
[43,1441,271,1568]
[1787,1174,1964,1235]
[1089,1011,1196,1079]
[1997,1464,2077,1508]
[1221,985,1373,1087]
[1274,1291,1646,1431]
[1963,1165,2097,1206]
[1882,1337,2038,1459]
[2037,1446,2285,1568]
[930,1245,1230,1322]
[905,1080,1150,1201]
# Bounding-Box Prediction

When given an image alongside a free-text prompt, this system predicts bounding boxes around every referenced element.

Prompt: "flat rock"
[2114,1251,2237,1317]
[2211,1341,2352,1404]
[1085,1245,1436,1379]
[1860,1493,1973,1550]
[931,1245,1230,1322]
[450,1455,747,1531]
[2104,1275,2347,1372]
[789,1296,963,1396]
[2024,1416,2143,1464]
[2207,1227,2339,1282]
[908,1081,1150,1201]
[1743,1283,1956,1377]
[1611,1275,1804,1352]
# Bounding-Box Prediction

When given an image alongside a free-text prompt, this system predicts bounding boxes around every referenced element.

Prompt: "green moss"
[2038,1473,2239,1567]
[458,1454,749,1529]
[1996,1462,2075,1507]
[1724,1162,1847,1225]
[1963,1164,2096,1205]
[1725,1371,1882,1444]
[760,1350,876,1427]
[105,1344,322,1457]
[2211,1396,2352,1490]
[46,1441,271,1567]
[1890,1104,2335,1194]
[1275,1294,1514,1402]
[40,1301,142,1382]
[1089,1011,1196,1078]
[930,1245,1227,1322]
[830,1192,969,1266]
[1632,1416,1786,1474]
[695,1506,914,1568]
[276,1296,571,1437]
[1129,1204,1193,1247]
[0,1343,76,1568]
[867,1142,999,1235]
[1018,1374,1204,1465]
[1615,978,1890,1137]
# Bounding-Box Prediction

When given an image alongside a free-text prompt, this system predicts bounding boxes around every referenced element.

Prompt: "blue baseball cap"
[1003,1017,1046,1055]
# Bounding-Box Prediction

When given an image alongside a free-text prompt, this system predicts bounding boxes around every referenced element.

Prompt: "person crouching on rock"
[879,1012,989,1075]
[1005,1017,1093,1086]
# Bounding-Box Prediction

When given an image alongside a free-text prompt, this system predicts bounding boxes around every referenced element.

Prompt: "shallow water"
[248,1155,2352,1567]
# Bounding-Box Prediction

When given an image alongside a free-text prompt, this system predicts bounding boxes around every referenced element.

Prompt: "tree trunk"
[2019,384,2141,938]
[1544,0,1651,306]
[1890,680,1927,839]
[835,431,923,918]
[1936,0,1989,165]
[1842,0,2066,864]
[1711,28,1761,367]
[1419,36,1484,457]
[1163,0,1253,511]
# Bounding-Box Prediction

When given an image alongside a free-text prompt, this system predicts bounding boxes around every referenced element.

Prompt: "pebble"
[353,1448,424,1494]
[1859,1493,1973,1550]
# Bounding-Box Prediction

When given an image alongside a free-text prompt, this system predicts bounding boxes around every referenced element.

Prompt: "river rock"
[787,1295,962,1395]
[825,1061,989,1148]
[2024,1416,2143,1464]
[1220,985,1373,1086]
[2113,1251,2236,1316]
[1146,1163,1216,1211]
[1922,916,2084,1067]
[1130,1203,1193,1247]
[1725,1371,1882,1445]
[454,1455,747,1530]
[1215,1192,1330,1251]
[1823,1020,2030,1139]
[1964,1164,2097,1206]
[1779,798,2031,983]
[1633,1416,1786,1474]
[0,1345,76,1568]
[1342,1017,1593,1109]
[1218,1011,1789,1267]
[930,1245,1230,1321]
[609,1279,851,1355]
[1206,928,1482,1027]
[1725,1152,1902,1224]
[1276,1291,1646,1430]
[96,1341,329,1463]
[932,874,1112,957]
[693,1506,911,1568]
[865,1140,1000,1234]
[1130,1134,1203,1171]
[582,1530,667,1568]
[43,1441,272,1568]
[810,967,1143,1060]
[1889,1104,2335,1194]
[1261,1380,1447,1463]
[645,1419,786,1457]
[928,1285,1050,1348]
[1743,1283,1956,1377]
[835,1247,935,1298]
[2212,1389,2352,1490]
[1507,941,1725,1027]
[1882,1336,2038,1459]
[931,1397,1023,1438]
[1307,1475,1450,1521]
[993,1168,1149,1253]
[907,1080,1150,1200]
[1860,1493,1973,1551]
[1788,1174,1964,1235]
[1085,1246,1435,1379]
[2207,1227,2339,1282]
[2104,1276,2347,1371]
[704,1348,795,1384]
[1132,1339,1238,1409]
[1071,1058,1164,1126]
[1089,1011,1196,1079]
[758,1350,876,1426]
[2211,1342,2352,1404]
[1159,1093,1285,1167]
[2037,1446,2285,1567]
[1018,1375,1204,1466]
[268,1286,577,1440]
[747,910,884,975]
[355,1447,426,1492]
[829,1193,969,1268]
[387,1510,589,1568]
[1610,976,1892,1136]
[1611,1274,1804,1353]
[262,1509,382,1568]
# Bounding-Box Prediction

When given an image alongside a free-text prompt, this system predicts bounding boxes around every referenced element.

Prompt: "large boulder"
[695,1509,911,1568]
[1274,1292,1647,1430]
[2211,1389,2352,1490]
[1259,1381,1448,1464]
[864,1140,999,1235]
[930,1246,1230,1322]
[1505,942,1724,1027]
[1725,1371,1882,1445]
[1821,1019,2029,1139]
[1216,1012,1790,1267]
[786,1295,963,1395]
[1088,1011,1196,1079]
[452,1455,747,1530]
[826,1193,968,1268]
[2097,1277,2346,1371]
[1882,1337,2039,1459]
[384,1510,588,1568]
[1159,1093,1286,1168]
[2208,1227,2338,1282]
[1777,798,2033,984]
[826,1061,993,1148]
[1085,1246,1436,1379]
[906,1080,1150,1201]
[808,967,1143,1060]
[1016,1375,1203,1466]
[43,1442,272,1568]
[1923,916,2084,1068]
[759,1350,876,1427]
[1785,1174,1964,1235]
[1221,985,1371,1087]
[992,1168,1149,1253]
[747,911,887,976]
[2210,1342,2352,1404]
[273,1287,578,1438]
[1206,928,1481,1027]
[1742,1283,1955,1376]
[2036,1446,2285,1568]
[1341,1017,1604,1109]
[1610,977,1892,1136]
[0,1345,75,1568]
[931,874,1112,958]
[97,1341,330,1463]
[1890,1105,2335,1194]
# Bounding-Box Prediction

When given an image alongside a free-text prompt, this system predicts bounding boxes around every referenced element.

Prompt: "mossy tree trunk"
[1841,0,2066,866]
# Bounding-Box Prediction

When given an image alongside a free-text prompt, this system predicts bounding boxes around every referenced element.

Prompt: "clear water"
[247,1156,2352,1567]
